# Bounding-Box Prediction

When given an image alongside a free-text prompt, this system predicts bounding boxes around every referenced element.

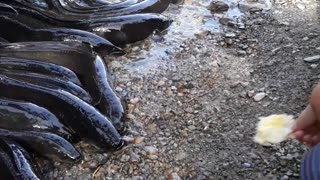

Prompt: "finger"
[293,105,316,132]
[303,134,313,144]
[311,135,320,147]
[292,130,304,140]
[310,83,320,123]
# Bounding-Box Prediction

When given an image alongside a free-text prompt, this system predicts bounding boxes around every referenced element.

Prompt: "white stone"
[253,92,266,101]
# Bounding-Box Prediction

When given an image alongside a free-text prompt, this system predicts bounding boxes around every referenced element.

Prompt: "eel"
[0,98,75,141]
[0,15,125,57]
[92,0,172,17]
[0,75,124,150]
[0,138,43,179]
[0,57,82,86]
[0,70,92,104]
[59,0,139,12]
[0,129,81,163]
[89,13,173,45]
[0,41,101,104]
[93,56,126,132]
[0,2,18,15]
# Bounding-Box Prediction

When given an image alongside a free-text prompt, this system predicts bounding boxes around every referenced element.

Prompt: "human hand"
[292,83,320,147]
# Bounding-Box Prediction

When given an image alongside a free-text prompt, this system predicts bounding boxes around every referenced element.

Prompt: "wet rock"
[207,1,229,12]
[254,92,266,101]
[167,173,182,180]
[238,1,267,13]
[304,55,320,63]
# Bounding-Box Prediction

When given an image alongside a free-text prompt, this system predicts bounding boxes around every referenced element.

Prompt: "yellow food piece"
[254,114,295,146]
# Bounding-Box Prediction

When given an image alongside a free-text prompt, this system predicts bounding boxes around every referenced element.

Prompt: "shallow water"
[113,0,273,73]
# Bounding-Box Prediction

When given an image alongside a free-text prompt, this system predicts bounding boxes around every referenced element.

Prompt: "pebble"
[130,97,140,105]
[147,154,158,160]
[311,64,318,68]
[188,125,196,130]
[207,1,229,12]
[237,50,247,56]
[127,114,136,120]
[130,152,140,163]
[144,146,158,155]
[175,152,187,161]
[225,38,233,45]
[115,86,123,92]
[225,32,236,38]
[134,137,145,144]
[242,163,251,168]
[158,80,166,86]
[280,175,289,180]
[167,173,182,180]
[247,90,255,97]
[253,92,266,101]
[304,55,320,63]
[123,136,135,143]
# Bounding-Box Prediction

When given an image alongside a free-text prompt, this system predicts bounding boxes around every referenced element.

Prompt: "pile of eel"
[0,0,173,178]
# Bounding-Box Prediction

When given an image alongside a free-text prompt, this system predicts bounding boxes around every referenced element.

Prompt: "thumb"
[293,105,316,132]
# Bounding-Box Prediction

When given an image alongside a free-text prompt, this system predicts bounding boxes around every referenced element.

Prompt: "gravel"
[44,0,320,179]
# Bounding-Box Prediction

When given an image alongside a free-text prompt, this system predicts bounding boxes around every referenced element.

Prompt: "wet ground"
[46,0,320,179]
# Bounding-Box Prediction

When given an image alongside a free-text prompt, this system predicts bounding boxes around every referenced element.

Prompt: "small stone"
[242,163,251,168]
[304,55,320,63]
[225,38,233,45]
[237,50,247,56]
[225,32,236,38]
[271,47,281,54]
[253,92,266,101]
[167,173,182,180]
[130,97,140,105]
[120,154,130,162]
[146,154,158,160]
[134,137,144,144]
[127,113,135,120]
[175,152,187,161]
[158,80,166,86]
[247,90,255,97]
[188,125,196,130]
[180,130,188,137]
[115,86,123,92]
[123,136,135,143]
[302,37,309,41]
[144,146,158,155]
[89,162,97,169]
[130,152,140,163]
[110,61,123,69]
[239,2,266,12]
[207,1,229,12]
[311,64,318,69]
[280,175,289,180]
